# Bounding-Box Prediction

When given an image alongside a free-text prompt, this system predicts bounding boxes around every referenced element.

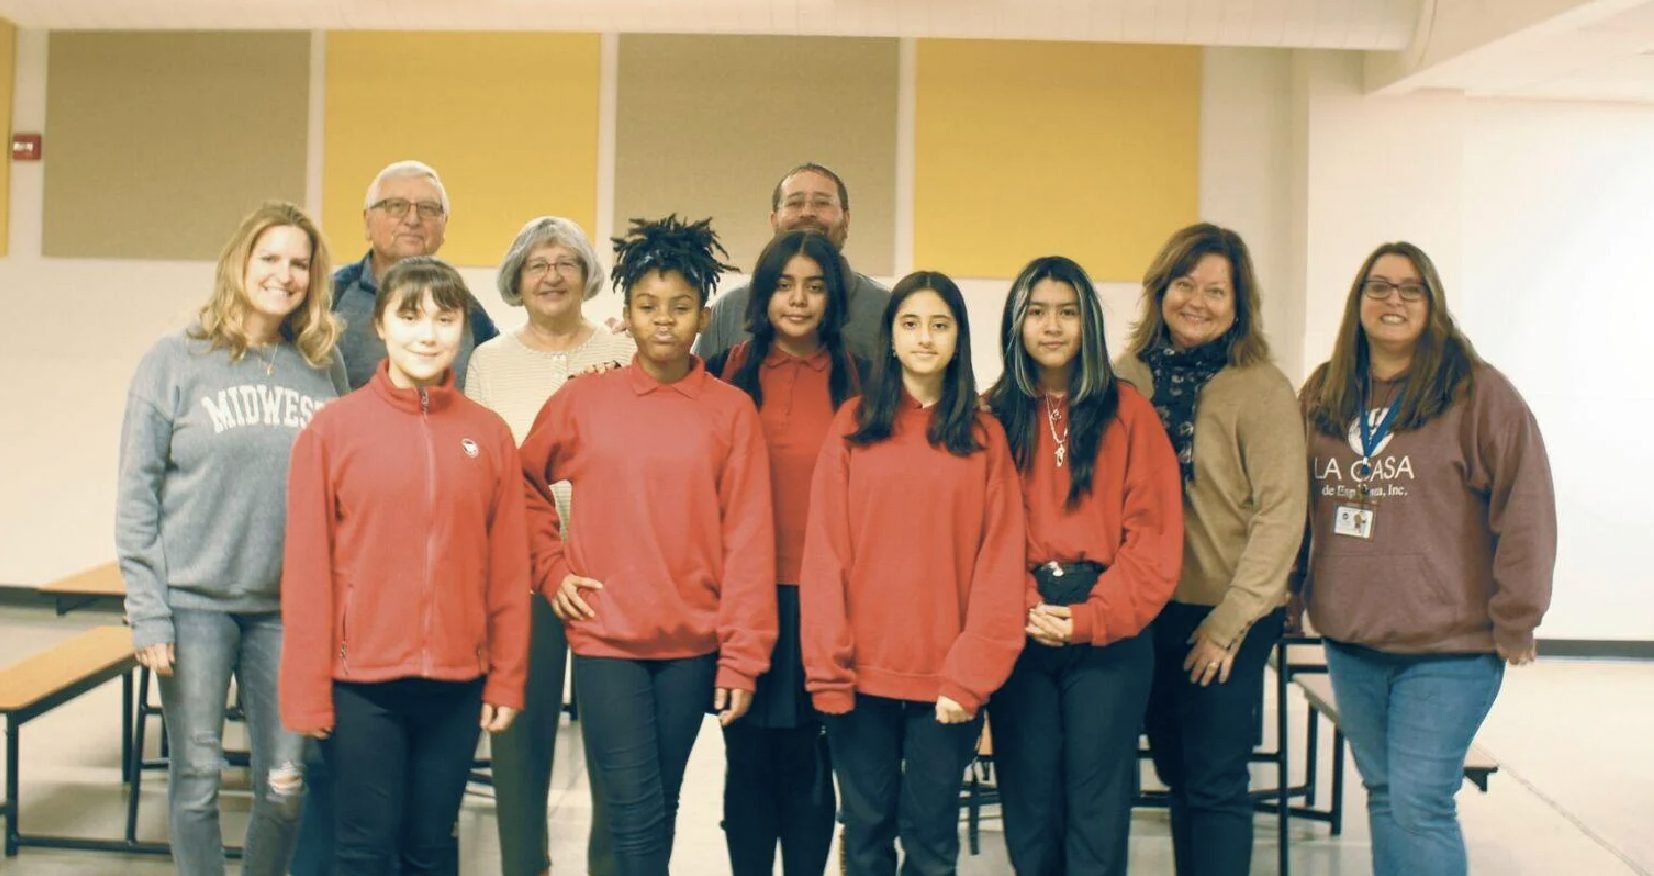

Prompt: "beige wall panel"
[43,32,310,260]
[614,34,898,279]
[0,19,15,257]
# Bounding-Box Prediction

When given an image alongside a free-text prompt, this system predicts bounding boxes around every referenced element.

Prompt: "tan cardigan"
[1114,355,1308,648]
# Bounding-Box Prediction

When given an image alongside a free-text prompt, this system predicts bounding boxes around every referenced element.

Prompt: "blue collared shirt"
[331,250,500,391]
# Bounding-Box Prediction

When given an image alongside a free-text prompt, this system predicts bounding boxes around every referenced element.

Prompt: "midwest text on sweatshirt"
[117,330,348,648]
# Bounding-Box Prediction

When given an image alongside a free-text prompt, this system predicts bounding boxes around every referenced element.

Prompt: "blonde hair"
[1127,223,1271,367]
[191,201,340,367]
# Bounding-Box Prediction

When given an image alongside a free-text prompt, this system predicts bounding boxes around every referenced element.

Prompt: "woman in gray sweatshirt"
[116,202,349,876]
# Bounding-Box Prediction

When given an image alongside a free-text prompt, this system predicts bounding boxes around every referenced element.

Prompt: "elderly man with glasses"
[330,159,499,390]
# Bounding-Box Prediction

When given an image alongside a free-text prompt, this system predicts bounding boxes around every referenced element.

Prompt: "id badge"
[1333,504,1375,539]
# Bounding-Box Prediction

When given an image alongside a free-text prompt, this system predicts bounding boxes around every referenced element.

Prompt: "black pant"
[573,653,716,876]
[1144,602,1284,876]
[324,677,484,876]
[826,694,983,876]
[722,720,836,876]
[491,595,567,876]
[987,632,1153,875]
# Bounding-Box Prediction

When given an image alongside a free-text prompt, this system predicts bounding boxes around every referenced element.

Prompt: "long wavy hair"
[986,256,1119,507]
[1126,223,1270,366]
[728,230,857,409]
[1302,241,1479,436]
[191,201,339,367]
[848,271,982,456]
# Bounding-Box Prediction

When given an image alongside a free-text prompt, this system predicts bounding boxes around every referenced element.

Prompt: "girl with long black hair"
[800,270,1026,875]
[704,229,865,876]
[984,256,1184,874]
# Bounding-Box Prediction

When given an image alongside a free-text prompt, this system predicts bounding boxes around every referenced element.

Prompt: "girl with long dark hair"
[801,271,1025,875]
[984,256,1184,874]
[704,230,865,876]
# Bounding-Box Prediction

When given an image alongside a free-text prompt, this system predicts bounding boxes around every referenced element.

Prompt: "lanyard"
[1357,378,1401,461]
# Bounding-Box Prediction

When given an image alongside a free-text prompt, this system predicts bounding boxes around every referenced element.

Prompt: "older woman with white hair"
[466,215,634,876]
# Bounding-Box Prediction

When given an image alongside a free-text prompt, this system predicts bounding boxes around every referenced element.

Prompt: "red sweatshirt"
[279,362,531,735]
[1019,385,1184,645]
[717,343,848,586]
[800,397,1027,715]
[520,357,778,692]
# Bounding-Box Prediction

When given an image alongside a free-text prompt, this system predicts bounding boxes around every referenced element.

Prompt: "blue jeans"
[156,609,303,876]
[574,653,717,876]
[1324,642,1504,876]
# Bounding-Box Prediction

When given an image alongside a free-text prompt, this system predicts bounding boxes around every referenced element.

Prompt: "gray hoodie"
[116,330,348,647]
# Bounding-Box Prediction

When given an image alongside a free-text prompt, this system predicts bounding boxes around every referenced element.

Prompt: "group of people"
[116,157,1556,876]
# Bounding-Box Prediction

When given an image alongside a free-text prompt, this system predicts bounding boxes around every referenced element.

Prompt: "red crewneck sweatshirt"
[800,396,1027,715]
[1018,384,1185,644]
[519,357,778,692]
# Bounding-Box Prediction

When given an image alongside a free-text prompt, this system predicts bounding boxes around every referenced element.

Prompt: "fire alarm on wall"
[11,134,42,161]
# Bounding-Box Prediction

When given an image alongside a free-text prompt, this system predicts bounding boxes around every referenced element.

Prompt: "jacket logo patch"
[460,438,479,458]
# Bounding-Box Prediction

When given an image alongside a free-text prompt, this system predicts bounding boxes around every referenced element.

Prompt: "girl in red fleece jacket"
[983,256,1184,875]
[519,216,778,876]
[279,257,530,875]
[800,270,1026,876]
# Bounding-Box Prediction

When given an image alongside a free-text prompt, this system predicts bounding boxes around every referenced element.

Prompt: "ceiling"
[0,0,1422,49]
[6,0,1654,102]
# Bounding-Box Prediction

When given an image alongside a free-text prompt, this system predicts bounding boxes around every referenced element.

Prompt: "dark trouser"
[290,739,333,875]
[492,596,568,876]
[324,677,484,876]
[988,632,1153,876]
[826,694,983,876]
[573,652,717,876]
[1144,602,1283,876]
[721,720,836,876]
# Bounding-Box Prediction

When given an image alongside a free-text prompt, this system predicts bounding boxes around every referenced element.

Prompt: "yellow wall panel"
[322,32,601,270]
[0,18,14,258]
[914,40,1202,281]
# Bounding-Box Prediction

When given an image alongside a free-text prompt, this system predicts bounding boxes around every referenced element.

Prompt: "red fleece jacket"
[279,362,531,734]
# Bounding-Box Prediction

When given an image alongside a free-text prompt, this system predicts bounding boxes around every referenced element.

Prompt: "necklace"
[252,343,280,376]
[1045,395,1070,468]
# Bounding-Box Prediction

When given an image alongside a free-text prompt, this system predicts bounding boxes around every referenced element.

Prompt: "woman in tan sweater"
[1297,242,1554,876]
[1115,223,1307,876]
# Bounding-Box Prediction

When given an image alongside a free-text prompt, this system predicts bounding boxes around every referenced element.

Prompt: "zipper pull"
[419,387,430,414]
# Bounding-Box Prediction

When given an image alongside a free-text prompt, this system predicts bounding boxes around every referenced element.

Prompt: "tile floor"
[0,604,1647,875]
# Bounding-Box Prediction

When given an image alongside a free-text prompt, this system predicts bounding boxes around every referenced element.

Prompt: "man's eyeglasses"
[1361,279,1427,302]
[371,198,446,220]
[780,195,840,212]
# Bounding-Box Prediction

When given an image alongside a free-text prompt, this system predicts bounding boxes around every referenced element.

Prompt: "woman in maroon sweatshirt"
[800,270,1026,876]
[279,257,531,875]
[984,256,1184,875]
[1296,242,1555,876]
[703,230,866,876]
[519,215,778,876]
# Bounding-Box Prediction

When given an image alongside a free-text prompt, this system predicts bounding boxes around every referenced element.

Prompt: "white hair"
[363,160,450,214]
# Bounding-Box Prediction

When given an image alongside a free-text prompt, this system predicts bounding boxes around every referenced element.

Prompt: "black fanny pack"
[1032,561,1105,607]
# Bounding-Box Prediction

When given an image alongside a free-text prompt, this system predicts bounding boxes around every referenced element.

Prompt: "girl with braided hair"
[519,215,779,876]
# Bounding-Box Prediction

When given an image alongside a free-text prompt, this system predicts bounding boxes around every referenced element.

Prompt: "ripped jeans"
[156,608,303,876]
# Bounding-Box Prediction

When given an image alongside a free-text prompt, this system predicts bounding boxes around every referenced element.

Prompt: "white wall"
[1290,50,1654,640]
